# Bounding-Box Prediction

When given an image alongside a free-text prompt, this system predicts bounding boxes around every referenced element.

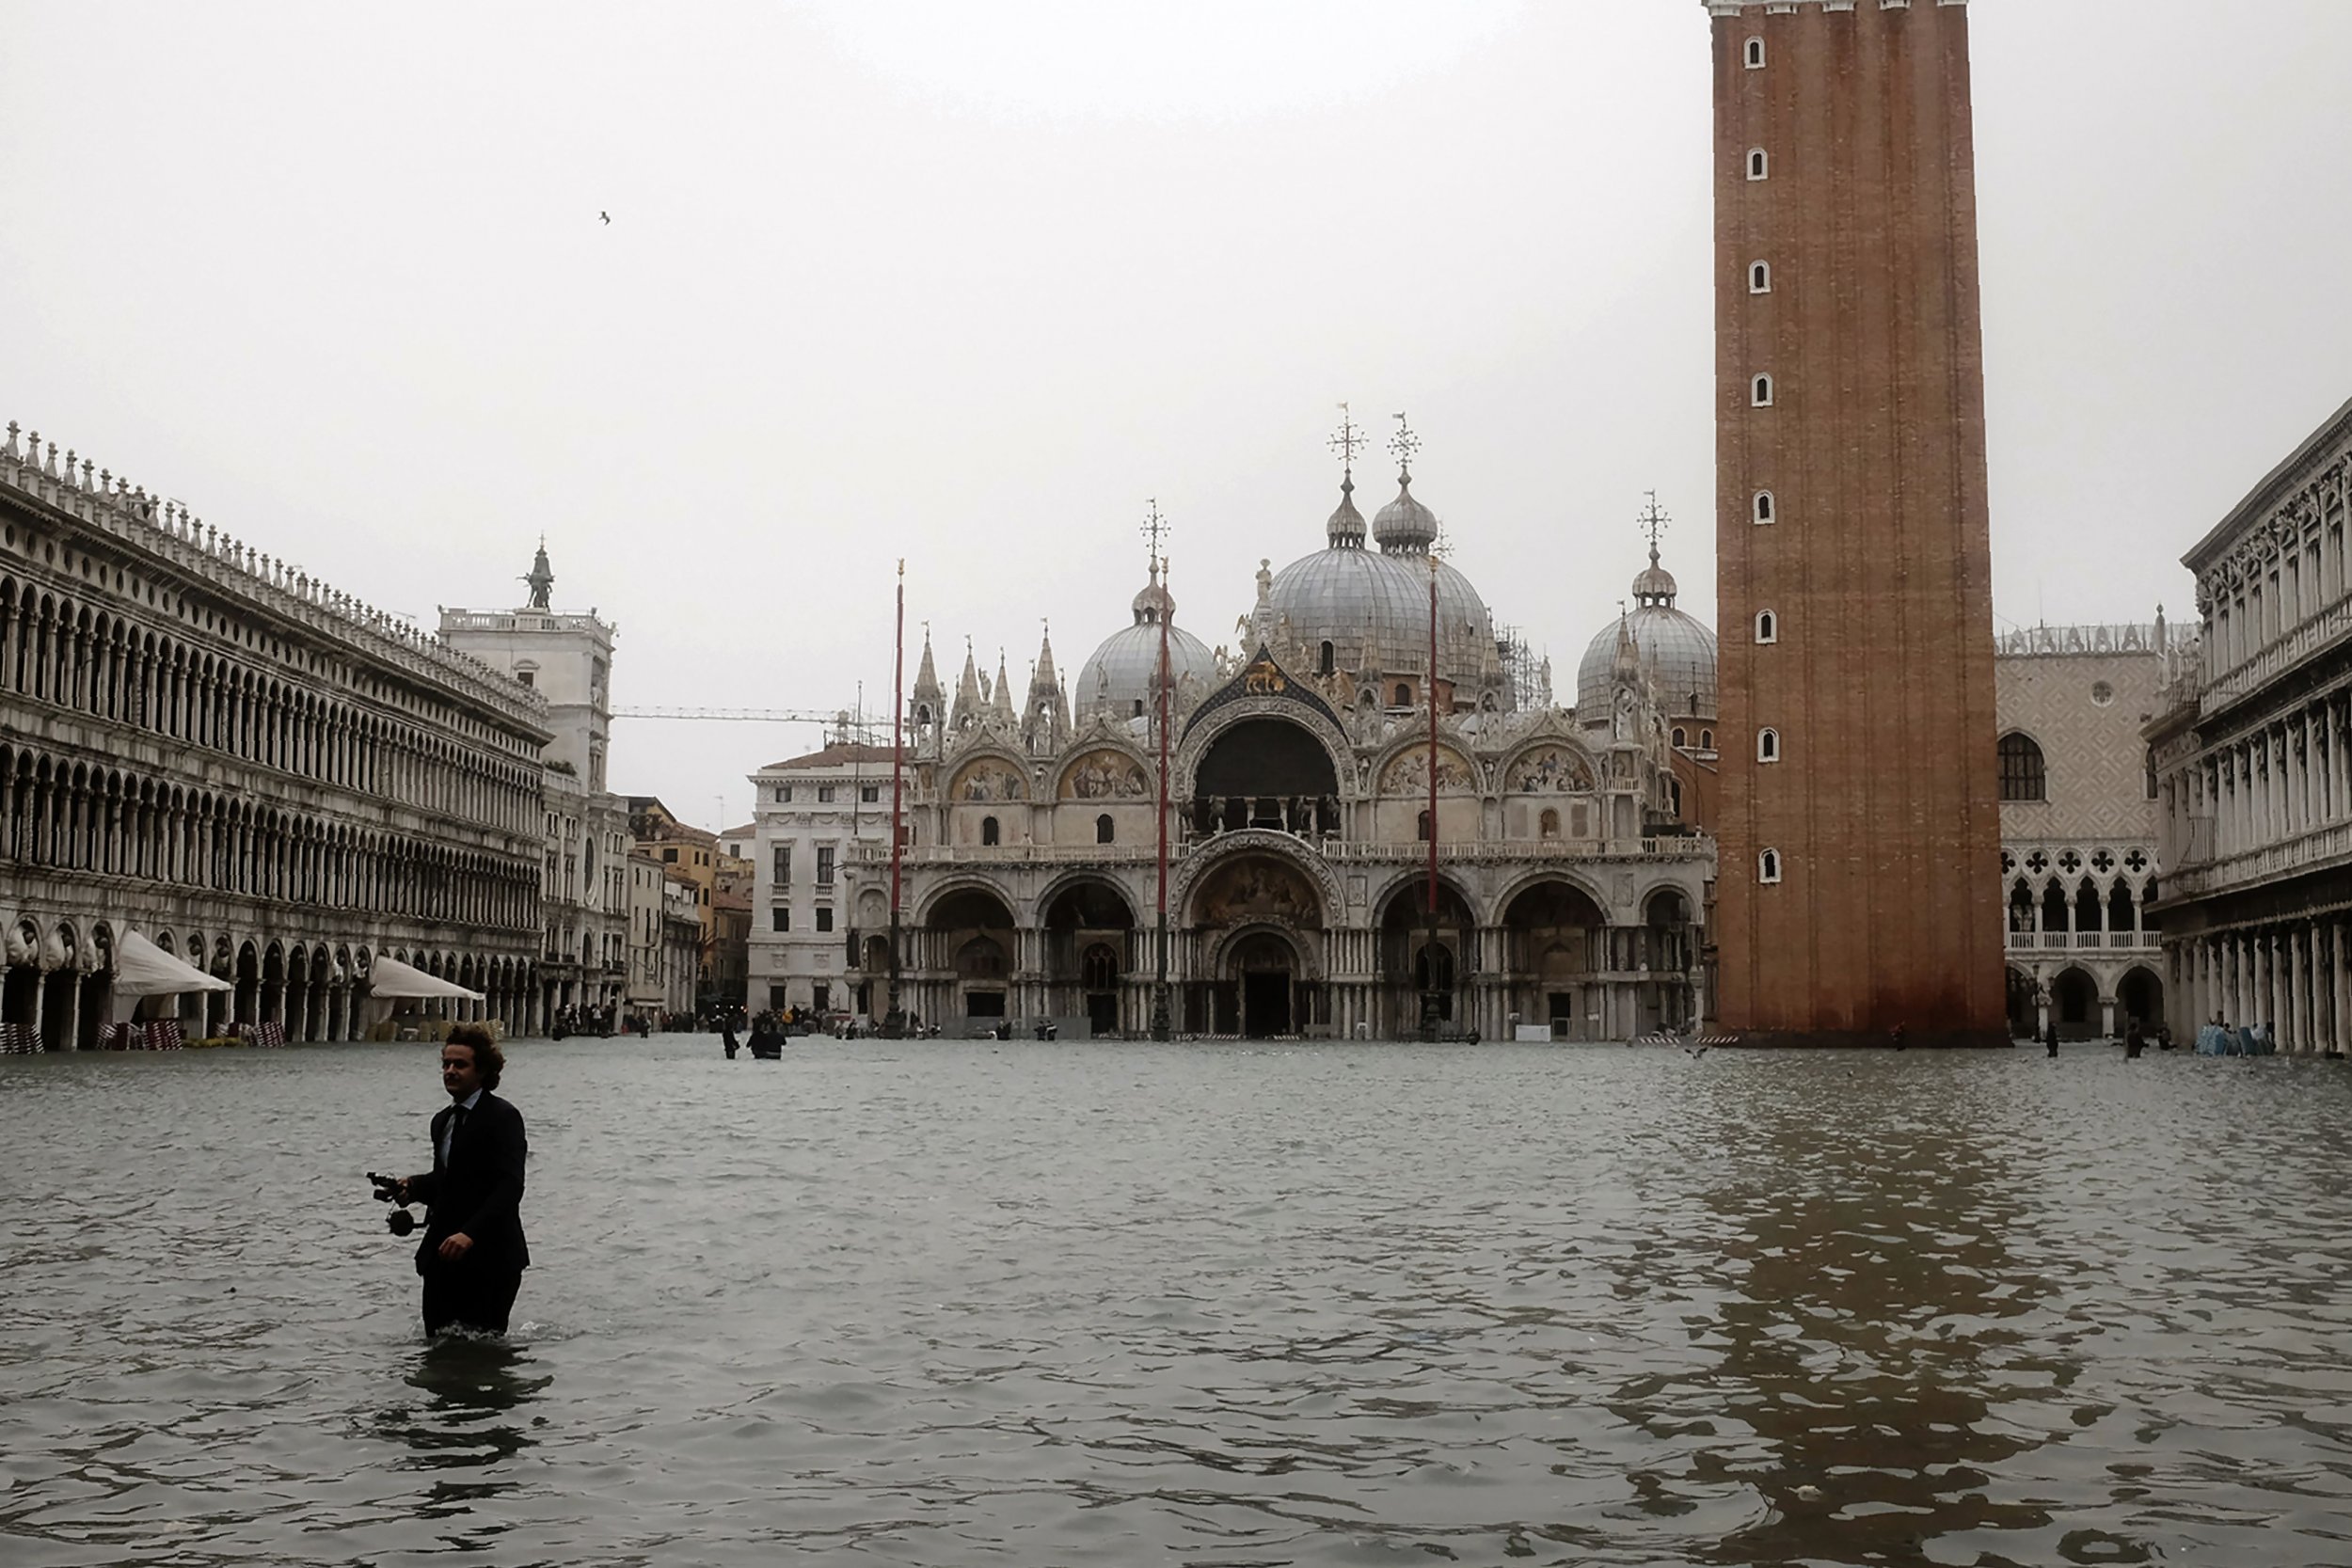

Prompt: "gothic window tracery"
[1998,732,2046,802]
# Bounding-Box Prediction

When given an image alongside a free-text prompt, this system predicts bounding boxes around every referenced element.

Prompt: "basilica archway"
[1500,879,1610,1040]
[923,886,1017,1027]
[1375,877,1475,1036]
[1221,927,1303,1037]
[1188,717,1342,837]
[1187,850,1327,1036]
[1041,877,1136,1036]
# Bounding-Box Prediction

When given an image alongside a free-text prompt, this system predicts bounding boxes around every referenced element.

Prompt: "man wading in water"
[391,1027,530,1335]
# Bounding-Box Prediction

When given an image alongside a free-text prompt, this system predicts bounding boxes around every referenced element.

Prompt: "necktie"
[444,1104,466,1165]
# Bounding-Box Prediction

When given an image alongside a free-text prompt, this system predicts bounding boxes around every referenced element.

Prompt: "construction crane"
[610,706,886,744]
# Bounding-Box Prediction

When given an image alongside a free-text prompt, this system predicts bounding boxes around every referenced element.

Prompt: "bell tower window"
[1748,149,1769,181]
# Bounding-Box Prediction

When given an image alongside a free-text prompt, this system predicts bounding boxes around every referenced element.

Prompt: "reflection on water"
[4,1040,2352,1566]
[380,1338,548,1472]
[1681,1082,2061,1564]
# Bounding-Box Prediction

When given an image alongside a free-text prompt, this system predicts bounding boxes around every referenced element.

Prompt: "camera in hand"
[367,1170,420,1236]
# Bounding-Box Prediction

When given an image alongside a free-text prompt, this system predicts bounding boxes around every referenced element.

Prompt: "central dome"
[1260,467,1502,702]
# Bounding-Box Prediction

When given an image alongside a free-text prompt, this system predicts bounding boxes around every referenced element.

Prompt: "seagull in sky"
[599,211,611,225]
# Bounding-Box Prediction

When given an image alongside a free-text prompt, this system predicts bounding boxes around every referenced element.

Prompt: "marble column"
[2289,925,2308,1053]
[2334,920,2351,1055]
[2265,929,2284,1042]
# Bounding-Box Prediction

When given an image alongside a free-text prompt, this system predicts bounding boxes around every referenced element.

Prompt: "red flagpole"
[1152,552,1174,1040]
[1427,557,1439,919]
[887,560,906,1034]
[1422,552,1441,1041]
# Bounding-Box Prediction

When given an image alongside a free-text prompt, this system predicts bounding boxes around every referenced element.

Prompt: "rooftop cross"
[1389,412,1420,479]
[1328,402,1365,478]
[1139,498,1169,575]
[1638,490,1670,565]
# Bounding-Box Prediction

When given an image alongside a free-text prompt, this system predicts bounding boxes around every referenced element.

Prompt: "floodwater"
[5,1039,2352,1568]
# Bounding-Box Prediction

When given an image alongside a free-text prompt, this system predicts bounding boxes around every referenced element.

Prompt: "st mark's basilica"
[843,426,1723,1040]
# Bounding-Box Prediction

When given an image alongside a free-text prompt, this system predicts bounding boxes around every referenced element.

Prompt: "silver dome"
[1263,485,1499,694]
[1575,546,1717,721]
[1077,564,1218,717]
[1372,472,1438,552]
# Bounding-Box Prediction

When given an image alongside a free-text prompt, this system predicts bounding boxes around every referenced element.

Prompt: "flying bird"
[599,211,611,225]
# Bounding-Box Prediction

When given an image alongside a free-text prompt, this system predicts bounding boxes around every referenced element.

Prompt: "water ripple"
[5,1041,2352,1564]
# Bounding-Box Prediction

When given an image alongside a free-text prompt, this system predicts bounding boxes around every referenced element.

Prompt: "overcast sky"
[7,2,2351,829]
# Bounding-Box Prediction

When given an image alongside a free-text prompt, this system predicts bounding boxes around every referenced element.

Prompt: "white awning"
[365,954,486,1002]
[113,929,232,997]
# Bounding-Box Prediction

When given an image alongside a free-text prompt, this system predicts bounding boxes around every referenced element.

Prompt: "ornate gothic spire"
[912,625,944,709]
[1025,621,1070,750]
[952,641,982,730]
[992,649,1016,720]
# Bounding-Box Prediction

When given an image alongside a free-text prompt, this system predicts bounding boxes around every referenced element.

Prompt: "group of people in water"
[2035,1017,2169,1057]
[718,1006,937,1058]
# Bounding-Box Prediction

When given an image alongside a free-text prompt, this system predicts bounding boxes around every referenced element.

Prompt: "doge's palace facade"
[0,423,548,1048]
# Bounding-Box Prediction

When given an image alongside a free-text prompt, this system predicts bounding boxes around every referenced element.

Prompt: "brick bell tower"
[1707,0,2006,1047]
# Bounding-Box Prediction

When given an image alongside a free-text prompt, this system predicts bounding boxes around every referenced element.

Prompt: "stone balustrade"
[2169,818,2352,901]
[2,420,549,727]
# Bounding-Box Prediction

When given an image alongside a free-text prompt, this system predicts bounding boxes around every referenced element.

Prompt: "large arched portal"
[1189,852,1326,1036]
[2052,966,2098,1039]
[1191,718,1341,837]
[1042,879,1136,1036]
[3,920,40,1038]
[41,927,79,1053]
[1500,879,1612,1040]
[2119,966,2164,1035]
[234,941,261,1032]
[2006,965,2039,1039]
[1226,929,1302,1037]
[1375,879,1475,1037]
[924,887,1017,1028]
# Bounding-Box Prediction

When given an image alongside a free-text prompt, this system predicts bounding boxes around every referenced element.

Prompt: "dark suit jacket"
[407,1090,530,1277]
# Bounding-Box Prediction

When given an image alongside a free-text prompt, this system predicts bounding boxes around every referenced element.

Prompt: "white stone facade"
[2152,394,2352,1052]
[662,875,700,1016]
[0,422,547,1047]
[625,848,669,1014]
[1994,623,2175,1039]
[746,742,901,1016]
[856,598,1708,1040]
[439,565,629,1020]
